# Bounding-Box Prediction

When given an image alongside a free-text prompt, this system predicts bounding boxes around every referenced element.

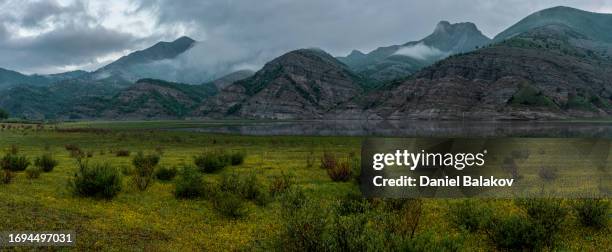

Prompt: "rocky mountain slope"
[338,21,491,83]
[195,49,365,119]
[91,36,196,82]
[337,23,612,120]
[84,79,218,119]
[494,6,612,43]
[1,6,611,121]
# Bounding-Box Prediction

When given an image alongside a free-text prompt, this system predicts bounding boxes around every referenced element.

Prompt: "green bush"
[25,166,42,179]
[174,166,205,199]
[213,191,247,218]
[131,152,160,191]
[280,186,308,215]
[1,153,30,171]
[486,198,568,250]
[69,162,122,199]
[486,215,533,250]
[395,231,464,252]
[449,200,492,232]
[327,213,370,251]
[34,153,58,172]
[219,172,269,206]
[155,166,177,181]
[518,198,568,248]
[229,152,246,165]
[334,192,371,216]
[279,200,327,251]
[194,151,228,173]
[573,198,609,229]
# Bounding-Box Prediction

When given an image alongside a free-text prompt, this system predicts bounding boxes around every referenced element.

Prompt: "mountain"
[91,36,196,82]
[45,70,89,82]
[195,48,365,119]
[0,68,53,90]
[0,78,127,120]
[208,70,254,89]
[338,22,612,120]
[338,21,491,83]
[83,78,218,119]
[494,6,612,43]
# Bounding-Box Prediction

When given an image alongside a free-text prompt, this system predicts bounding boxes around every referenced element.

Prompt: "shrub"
[490,198,568,249]
[320,151,337,169]
[327,161,352,182]
[219,172,269,206]
[449,200,493,232]
[240,172,262,200]
[69,162,122,199]
[1,153,30,171]
[213,191,247,218]
[25,166,42,179]
[279,200,327,251]
[396,231,464,252]
[194,151,228,173]
[327,212,370,251]
[335,192,371,216]
[486,215,533,250]
[155,166,177,181]
[34,153,58,172]
[131,152,160,191]
[174,166,205,199]
[389,199,424,238]
[269,172,295,196]
[572,198,609,229]
[230,151,246,165]
[280,186,308,215]
[1,169,14,184]
[116,149,131,157]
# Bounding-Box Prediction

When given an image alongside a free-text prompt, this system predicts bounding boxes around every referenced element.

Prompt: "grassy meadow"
[0,121,609,251]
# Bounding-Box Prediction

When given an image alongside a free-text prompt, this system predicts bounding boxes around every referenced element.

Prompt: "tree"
[0,108,8,120]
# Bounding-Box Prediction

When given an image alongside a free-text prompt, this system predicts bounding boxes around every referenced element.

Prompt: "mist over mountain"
[338,21,491,83]
[195,48,364,119]
[92,36,196,82]
[1,5,612,121]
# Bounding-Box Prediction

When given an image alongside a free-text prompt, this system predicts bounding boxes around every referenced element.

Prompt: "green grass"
[0,121,609,250]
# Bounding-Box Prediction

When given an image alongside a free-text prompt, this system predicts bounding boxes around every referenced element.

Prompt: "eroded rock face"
[195,49,365,119]
[344,34,612,120]
[97,79,216,119]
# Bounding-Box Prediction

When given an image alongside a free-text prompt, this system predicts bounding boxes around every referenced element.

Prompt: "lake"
[174,120,612,138]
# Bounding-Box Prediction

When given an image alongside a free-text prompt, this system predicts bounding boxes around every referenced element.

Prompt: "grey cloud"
[0,0,148,73]
[0,24,141,73]
[3,0,612,74]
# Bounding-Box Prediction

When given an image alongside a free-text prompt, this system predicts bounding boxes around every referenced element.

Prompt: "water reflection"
[176,120,612,138]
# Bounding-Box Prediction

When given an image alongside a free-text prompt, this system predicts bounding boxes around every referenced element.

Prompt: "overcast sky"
[1,0,611,74]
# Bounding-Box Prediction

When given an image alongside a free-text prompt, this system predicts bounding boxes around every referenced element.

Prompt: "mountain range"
[1,6,611,121]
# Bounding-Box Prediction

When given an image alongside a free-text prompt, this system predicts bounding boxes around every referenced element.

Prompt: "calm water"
[174,120,612,138]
